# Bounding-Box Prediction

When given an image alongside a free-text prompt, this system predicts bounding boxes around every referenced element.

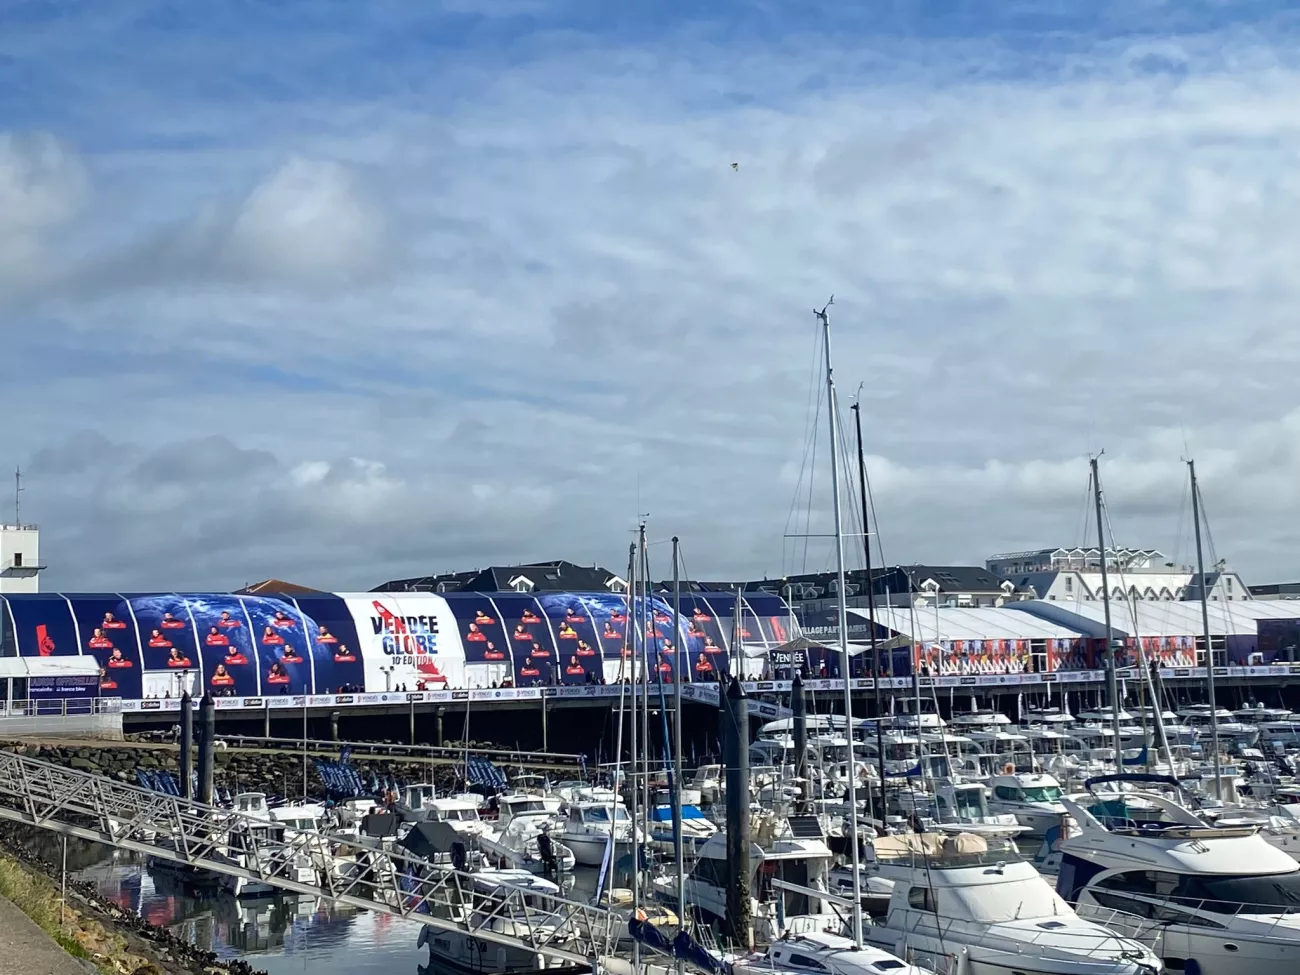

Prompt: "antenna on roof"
[13,465,22,527]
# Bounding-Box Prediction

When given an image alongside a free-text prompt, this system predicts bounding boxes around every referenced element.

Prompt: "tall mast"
[851,400,887,823]
[638,525,652,884]
[13,466,21,526]
[671,537,686,961]
[1090,456,1123,757]
[626,539,640,952]
[816,298,864,947]
[1189,460,1223,797]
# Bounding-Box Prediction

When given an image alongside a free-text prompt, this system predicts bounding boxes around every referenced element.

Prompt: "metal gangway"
[0,750,615,967]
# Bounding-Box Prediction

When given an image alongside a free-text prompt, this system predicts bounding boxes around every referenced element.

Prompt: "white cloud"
[222,157,385,284]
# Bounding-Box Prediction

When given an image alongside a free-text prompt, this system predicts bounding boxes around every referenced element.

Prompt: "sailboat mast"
[639,526,652,877]
[816,299,864,947]
[671,537,686,956]
[1090,456,1124,757]
[627,540,640,949]
[851,400,888,822]
[1189,460,1223,797]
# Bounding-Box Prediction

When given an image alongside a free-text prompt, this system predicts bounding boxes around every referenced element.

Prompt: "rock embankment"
[1,740,468,796]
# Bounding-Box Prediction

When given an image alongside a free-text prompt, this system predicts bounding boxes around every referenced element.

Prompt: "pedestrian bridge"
[0,750,615,967]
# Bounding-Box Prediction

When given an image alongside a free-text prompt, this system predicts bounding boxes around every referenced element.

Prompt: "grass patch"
[0,856,109,970]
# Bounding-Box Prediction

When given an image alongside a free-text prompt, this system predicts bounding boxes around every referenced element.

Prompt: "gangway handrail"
[0,750,611,965]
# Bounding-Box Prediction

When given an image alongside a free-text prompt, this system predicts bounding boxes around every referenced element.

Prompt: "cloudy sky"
[4,0,1299,592]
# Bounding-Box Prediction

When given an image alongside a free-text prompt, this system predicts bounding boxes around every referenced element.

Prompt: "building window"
[1065,576,1072,594]
[11,553,20,568]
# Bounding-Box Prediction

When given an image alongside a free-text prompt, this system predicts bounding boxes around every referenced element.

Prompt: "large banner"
[340,593,465,692]
[0,589,799,698]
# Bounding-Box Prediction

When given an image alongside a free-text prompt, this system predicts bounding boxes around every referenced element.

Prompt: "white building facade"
[987,546,1249,604]
[0,524,41,594]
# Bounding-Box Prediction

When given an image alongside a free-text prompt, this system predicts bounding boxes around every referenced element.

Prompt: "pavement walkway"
[0,894,90,975]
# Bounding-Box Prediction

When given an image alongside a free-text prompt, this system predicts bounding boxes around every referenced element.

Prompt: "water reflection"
[75,846,427,975]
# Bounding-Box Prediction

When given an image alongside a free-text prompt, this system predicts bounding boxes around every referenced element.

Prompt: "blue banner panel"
[128,594,200,672]
[291,594,366,692]
[534,593,603,683]
[237,596,312,695]
[489,594,557,686]
[5,594,80,659]
[147,594,258,695]
[741,594,794,646]
[445,594,512,666]
[65,594,142,699]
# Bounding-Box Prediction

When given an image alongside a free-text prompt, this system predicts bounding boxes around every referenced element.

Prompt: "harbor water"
[73,841,606,975]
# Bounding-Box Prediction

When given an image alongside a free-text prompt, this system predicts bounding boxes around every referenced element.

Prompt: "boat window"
[1176,872,1300,914]
[907,886,937,912]
[872,963,905,971]
[691,857,727,886]
[1098,871,1181,898]
[1020,786,1061,802]
[786,954,827,971]
[993,786,1020,801]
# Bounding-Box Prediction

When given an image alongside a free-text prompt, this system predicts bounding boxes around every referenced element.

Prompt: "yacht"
[647,802,718,852]
[948,709,1013,734]
[427,796,493,841]
[987,772,1068,837]
[732,928,934,975]
[559,794,639,867]
[653,811,835,942]
[416,870,576,973]
[480,812,575,875]
[1058,782,1300,974]
[864,826,1162,974]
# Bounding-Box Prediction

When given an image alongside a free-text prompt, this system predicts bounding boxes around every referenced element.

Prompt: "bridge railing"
[0,698,123,718]
[0,750,617,964]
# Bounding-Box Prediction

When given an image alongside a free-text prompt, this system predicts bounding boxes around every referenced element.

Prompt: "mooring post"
[791,673,807,811]
[197,694,216,806]
[723,677,752,950]
[179,691,193,800]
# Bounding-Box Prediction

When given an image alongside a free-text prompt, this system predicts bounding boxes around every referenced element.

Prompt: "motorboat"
[864,825,1162,974]
[416,870,576,973]
[559,795,639,867]
[1058,775,1300,974]
[987,772,1068,836]
[689,764,723,805]
[653,810,835,942]
[732,928,934,975]
[394,784,441,823]
[647,802,718,852]
[426,796,493,840]
[480,811,576,875]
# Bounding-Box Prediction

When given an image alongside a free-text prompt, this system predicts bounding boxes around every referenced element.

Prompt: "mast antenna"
[13,466,22,527]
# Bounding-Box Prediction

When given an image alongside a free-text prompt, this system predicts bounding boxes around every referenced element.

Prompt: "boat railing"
[916,907,1160,961]
[1084,888,1300,938]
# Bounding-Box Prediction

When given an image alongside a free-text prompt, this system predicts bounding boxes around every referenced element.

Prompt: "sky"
[4,0,1300,592]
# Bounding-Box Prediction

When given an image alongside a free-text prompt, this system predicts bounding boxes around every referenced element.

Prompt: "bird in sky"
[731,162,738,171]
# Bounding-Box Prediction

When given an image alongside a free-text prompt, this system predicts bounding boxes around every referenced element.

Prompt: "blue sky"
[4,0,1300,589]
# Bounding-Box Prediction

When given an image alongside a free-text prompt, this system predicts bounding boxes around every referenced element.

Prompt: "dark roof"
[235,578,322,596]
[895,564,1011,593]
[1250,583,1300,596]
[734,565,1017,599]
[373,560,623,593]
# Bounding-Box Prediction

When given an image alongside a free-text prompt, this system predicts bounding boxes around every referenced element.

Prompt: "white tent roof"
[846,605,1084,642]
[1007,598,1300,638]
[0,656,100,678]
